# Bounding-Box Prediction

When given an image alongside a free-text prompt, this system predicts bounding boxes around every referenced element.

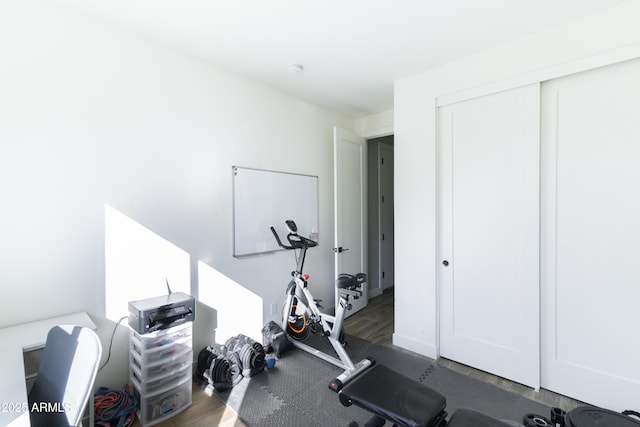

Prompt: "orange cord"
[94,391,121,410]
[94,385,135,427]
[288,304,307,333]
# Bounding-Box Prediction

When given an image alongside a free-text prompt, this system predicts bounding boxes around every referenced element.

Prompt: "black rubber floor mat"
[212,334,550,426]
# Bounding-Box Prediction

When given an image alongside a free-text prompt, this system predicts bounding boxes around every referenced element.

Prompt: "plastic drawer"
[131,362,192,395]
[132,376,192,426]
[130,335,192,365]
[130,349,193,381]
[131,323,191,351]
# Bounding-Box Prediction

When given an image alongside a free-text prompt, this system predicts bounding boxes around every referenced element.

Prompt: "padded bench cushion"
[338,364,447,427]
[447,408,511,427]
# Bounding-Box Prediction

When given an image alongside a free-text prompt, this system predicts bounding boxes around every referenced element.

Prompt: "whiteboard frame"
[232,166,319,257]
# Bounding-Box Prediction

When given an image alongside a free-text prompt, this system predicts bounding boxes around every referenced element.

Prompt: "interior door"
[438,84,540,388]
[334,127,367,317]
[540,58,640,411]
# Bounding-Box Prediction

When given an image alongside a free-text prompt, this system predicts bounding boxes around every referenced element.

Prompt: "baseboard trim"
[369,288,383,299]
[392,333,438,359]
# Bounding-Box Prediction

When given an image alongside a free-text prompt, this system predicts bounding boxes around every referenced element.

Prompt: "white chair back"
[28,325,102,427]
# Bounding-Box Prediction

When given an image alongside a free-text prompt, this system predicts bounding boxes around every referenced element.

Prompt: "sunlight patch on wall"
[198,260,263,343]
[104,204,190,321]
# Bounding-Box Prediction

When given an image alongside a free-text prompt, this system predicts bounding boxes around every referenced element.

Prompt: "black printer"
[128,292,196,334]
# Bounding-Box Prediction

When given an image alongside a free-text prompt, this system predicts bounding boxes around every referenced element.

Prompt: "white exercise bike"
[270,220,373,391]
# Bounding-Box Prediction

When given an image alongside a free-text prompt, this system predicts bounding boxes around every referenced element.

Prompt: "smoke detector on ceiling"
[286,64,304,74]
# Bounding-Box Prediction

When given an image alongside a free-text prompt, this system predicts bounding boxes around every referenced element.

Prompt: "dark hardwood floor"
[342,287,395,347]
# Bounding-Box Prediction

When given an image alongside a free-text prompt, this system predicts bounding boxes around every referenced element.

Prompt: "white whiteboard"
[232,166,319,257]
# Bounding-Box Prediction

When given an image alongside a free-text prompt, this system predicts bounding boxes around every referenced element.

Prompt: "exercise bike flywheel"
[285,301,311,341]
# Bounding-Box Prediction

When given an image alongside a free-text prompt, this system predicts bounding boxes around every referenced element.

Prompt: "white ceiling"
[46,0,628,118]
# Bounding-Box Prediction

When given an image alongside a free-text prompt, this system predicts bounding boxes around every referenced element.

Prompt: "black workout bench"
[338,364,514,427]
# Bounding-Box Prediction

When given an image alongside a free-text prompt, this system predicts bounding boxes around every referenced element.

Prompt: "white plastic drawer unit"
[130,349,193,380]
[131,362,192,395]
[129,322,193,426]
[132,322,191,351]
[133,376,192,426]
[130,332,193,366]
[130,336,192,365]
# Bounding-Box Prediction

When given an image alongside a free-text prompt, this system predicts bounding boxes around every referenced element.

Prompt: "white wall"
[0,0,354,389]
[393,0,640,357]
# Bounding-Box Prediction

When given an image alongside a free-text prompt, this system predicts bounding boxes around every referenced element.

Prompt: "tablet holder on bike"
[270,219,317,277]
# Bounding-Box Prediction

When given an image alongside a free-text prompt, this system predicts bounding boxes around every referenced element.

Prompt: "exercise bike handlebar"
[270,225,318,250]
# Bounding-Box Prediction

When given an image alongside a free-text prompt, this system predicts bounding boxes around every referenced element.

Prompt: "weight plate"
[565,406,640,427]
[523,413,552,427]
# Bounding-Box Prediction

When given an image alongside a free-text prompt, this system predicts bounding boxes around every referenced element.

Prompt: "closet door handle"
[442,260,449,266]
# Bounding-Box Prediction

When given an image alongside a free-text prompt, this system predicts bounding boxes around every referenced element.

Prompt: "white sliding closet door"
[541,58,640,411]
[439,84,540,388]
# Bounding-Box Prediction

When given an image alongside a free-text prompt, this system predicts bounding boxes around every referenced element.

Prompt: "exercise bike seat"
[447,408,513,427]
[336,273,367,289]
[338,364,447,427]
